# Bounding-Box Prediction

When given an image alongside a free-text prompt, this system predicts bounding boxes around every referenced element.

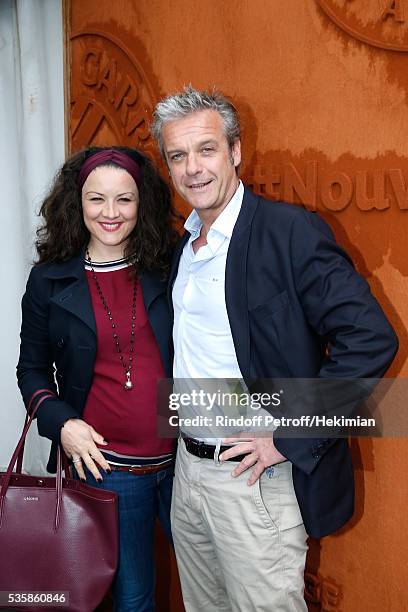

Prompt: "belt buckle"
[195,440,206,459]
[128,465,141,474]
[198,446,206,459]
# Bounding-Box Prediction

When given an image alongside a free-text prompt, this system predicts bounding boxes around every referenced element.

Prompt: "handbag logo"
[23,496,39,501]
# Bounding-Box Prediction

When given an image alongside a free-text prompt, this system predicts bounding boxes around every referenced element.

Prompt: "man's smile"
[187,180,213,190]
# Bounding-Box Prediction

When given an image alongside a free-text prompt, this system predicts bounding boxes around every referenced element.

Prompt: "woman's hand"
[61,418,111,481]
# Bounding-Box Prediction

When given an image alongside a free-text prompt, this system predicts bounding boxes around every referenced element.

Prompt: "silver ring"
[72,457,82,464]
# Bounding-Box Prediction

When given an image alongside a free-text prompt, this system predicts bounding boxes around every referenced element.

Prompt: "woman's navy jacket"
[17,252,172,473]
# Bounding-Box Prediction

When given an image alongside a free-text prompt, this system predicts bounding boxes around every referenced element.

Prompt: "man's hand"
[61,418,110,482]
[220,435,287,485]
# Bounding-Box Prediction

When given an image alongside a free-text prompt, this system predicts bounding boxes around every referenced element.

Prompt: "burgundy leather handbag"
[0,405,118,612]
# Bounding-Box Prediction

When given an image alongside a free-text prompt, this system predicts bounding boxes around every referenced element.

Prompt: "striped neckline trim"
[84,256,132,272]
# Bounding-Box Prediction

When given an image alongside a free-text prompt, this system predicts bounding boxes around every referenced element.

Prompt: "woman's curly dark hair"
[36,146,181,275]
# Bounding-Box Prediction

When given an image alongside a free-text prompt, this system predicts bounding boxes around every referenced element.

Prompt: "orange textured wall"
[68,1,408,610]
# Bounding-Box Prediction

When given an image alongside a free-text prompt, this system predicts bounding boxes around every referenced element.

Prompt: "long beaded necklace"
[86,250,137,390]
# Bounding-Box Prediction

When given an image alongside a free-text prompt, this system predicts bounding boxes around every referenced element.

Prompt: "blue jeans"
[82,466,173,612]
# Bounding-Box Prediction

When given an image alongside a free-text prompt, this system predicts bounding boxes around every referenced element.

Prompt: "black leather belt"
[183,437,250,463]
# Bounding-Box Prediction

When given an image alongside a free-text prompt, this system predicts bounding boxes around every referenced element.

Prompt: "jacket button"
[57,338,65,348]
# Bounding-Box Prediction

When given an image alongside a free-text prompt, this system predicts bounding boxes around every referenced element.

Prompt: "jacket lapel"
[139,271,172,376]
[139,270,166,312]
[225,187,259,378]
[167,189,259,378]
[44,254,171,335]
[45,252,96,335]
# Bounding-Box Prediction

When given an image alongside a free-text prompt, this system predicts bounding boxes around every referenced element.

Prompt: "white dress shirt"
[173,181,244,380]
[172,182,251,442]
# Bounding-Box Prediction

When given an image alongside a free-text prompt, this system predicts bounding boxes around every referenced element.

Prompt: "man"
[151,86,398,611]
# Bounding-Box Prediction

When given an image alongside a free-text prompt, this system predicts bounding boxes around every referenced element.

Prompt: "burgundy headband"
[77,149,142,192]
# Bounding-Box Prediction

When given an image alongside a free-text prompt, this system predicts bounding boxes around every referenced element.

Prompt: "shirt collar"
[184,180,244,239]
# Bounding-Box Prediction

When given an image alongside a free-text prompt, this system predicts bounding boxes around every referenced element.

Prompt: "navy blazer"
[17,252,173,473]
[168,187,398,538]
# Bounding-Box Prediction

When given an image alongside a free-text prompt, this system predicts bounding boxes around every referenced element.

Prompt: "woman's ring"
[72,457,82,464]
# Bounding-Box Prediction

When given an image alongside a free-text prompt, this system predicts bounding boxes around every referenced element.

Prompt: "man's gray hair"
[151,85,240,158]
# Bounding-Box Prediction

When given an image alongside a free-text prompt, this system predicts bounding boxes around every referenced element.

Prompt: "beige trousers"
[171,439,308,612]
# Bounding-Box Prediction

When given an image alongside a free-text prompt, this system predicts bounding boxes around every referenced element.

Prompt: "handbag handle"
[16,391,56,473]
[0,399,67,531]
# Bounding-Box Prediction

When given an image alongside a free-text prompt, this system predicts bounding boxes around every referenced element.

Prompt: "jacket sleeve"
[16,266,80,443]
[274,209,399,473]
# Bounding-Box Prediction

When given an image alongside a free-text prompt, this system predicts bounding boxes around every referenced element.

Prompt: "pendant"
[124,371,133,390]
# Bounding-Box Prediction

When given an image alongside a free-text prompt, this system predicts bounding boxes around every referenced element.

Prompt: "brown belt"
[108,460,173,475]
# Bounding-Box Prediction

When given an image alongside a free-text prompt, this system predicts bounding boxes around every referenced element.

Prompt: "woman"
[17,146,179,611]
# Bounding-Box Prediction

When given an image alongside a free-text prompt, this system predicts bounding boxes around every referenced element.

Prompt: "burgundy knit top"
[82,257,173,462]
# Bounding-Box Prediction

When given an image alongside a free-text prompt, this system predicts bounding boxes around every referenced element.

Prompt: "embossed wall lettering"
[80,49,142,136]
[316,0,408,50]
[245,161,408,211]
[305,572,341,611]
[382,0,405,22]
[70,31,156,155]
[320,171,354,211]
